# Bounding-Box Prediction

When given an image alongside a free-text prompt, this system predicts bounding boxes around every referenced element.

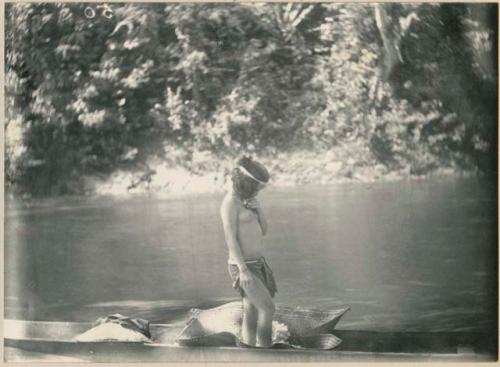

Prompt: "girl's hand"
[239,268,254,289]
[244,198,261,212]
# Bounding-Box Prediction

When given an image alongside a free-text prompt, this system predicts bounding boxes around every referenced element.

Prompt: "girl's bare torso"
[227,194,263,262]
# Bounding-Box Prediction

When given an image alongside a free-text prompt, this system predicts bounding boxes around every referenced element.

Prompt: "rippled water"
[5,177,497,332]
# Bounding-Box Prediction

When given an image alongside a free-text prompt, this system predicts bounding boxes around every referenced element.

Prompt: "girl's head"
[231,156,270,200]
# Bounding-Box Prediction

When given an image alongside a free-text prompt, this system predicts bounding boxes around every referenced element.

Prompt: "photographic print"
[4,1,498,362]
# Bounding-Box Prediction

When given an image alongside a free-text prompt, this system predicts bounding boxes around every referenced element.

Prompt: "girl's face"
[252,182,267,197]
[232,166,268,200]
[256,183,266,193]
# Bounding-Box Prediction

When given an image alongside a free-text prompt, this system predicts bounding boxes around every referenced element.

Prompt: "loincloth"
[228,257,277,298]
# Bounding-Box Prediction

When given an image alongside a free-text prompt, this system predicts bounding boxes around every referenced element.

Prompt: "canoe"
[5,301,349,345]
[4,319,494,362]
[4,301,495,362]
[4,301,352,361]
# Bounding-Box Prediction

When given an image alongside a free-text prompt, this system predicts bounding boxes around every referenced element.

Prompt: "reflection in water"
[5,177,497,332]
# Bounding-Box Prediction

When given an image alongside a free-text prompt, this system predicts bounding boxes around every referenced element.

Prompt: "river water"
[5,177,497,332]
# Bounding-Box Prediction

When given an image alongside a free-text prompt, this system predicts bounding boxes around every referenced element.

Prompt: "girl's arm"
[245,198,268,235]
[256,207,267,235]
[220,196,248,272]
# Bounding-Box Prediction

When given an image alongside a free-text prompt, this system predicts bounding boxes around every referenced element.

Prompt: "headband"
[238,165,267,185]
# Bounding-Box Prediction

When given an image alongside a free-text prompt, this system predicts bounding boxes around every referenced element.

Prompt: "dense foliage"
[5,3,498,196]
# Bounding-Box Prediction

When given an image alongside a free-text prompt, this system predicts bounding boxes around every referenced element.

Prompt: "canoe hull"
[5,337,494,363]
[4,319,496,362]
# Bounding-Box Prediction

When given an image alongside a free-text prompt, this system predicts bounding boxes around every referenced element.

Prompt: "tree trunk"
[373,4,402,81]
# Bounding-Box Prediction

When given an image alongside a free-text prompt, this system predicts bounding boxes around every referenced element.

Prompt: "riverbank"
[89,148,477,198]
[5,147,481,201]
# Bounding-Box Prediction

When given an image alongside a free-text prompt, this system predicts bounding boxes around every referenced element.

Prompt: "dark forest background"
[5,3,498,197]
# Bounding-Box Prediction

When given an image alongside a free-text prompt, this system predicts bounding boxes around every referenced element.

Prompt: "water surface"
[5,177,497,332]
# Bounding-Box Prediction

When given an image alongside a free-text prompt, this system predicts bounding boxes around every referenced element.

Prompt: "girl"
[220,156,277,348]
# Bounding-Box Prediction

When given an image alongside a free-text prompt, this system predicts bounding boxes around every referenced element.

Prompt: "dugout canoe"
[4,301,350,342]
[4,302,350,360]
[4,301,495,362]
[4,319,494,362]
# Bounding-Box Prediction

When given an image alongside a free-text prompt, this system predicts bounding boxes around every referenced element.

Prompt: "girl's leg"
[242,278,275,347]
[241,297,258,346]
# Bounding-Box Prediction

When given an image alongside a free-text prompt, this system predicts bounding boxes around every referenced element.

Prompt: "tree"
[5,3,497,196]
